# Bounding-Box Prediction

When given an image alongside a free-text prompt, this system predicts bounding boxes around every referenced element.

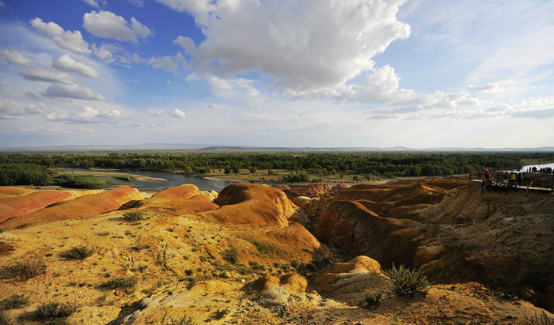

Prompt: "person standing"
[485,169,490,181]
[517,173,522,186]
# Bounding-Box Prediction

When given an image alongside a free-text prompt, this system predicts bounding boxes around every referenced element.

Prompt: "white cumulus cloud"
[42,84,105,101]
[30,18,91,54]
[83,11,153,42]
[173,108,186,118]
[52,54,99,78]
[0,49,32,66]
[168,0,410,102]
[20,69,74,84]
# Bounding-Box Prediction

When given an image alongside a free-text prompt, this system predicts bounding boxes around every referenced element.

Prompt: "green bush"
[252,241,273,255]
[385,264,430,298]
[34,303,76,320]
[122,211,146,222]
[101,277,138,292]
[364,292,382,308]
[0,294,29,310]
[0,163,48,186]
[53,174,107,189]
[214,308,229,320]
[61,245,95,260]
[159,314,197,325]
[223,247,238,264]
[7,258,46,280]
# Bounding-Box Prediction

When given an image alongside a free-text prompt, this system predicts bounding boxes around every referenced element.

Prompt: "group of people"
[526,166,553,174]
[472,168,523,188]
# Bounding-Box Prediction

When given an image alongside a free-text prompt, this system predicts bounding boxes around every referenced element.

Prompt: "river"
[57,168,236,192]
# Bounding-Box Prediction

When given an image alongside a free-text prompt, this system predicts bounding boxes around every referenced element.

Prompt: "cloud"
[20,69,74,84]
[0,49,32,66]
[83,11,153,42]
[42,84,105,100]
[172,108,186,118]
[45,106,121,123]
[127,0,144,7]
[148,53,188,73]
[167,0,410,102]
[30,18,91,54]
[463,80,514,94]
[0,100,22,119]
[80,0,101,8]
[208,104,221,109]
[154,0,214,16]
[153,110,164,116]
[52,54,99,78]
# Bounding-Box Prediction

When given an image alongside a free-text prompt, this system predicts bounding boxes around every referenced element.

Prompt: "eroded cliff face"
[0,181,552,324]
[0,185,143,229]
[315,180,554,312]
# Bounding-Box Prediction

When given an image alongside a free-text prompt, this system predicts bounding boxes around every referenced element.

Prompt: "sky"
[0,0,553,148]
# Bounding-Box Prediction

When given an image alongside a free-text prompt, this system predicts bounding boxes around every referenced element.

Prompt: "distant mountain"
[0,144,553,152]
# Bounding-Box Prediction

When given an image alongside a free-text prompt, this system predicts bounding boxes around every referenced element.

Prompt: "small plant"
[252,241,273,255]
[101,276,138,292]
[0,294,29,310]
[0,228,4,234]
[364,291,382,308]
[7,258,46,280]
[0,310,12,325]
[122,211,146,222]
[385,264,430,298]
[159,313,197,325]
[525,312,552,325]
[214,308,229,320]
[34,303,76,320]
[61,245,95,260]
[223,247,238,264]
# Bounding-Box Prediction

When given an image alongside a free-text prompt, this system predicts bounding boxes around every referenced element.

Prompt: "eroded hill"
[0,181,552,325]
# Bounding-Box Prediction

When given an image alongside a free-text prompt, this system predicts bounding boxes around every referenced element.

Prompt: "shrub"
[252,241,273,255]
[0,310,12,325]
[223,247,238,264]
[123,211,146,222]
[0,228,4,234]
[365,292,383,307]
[525,312,552,325]
[101,277,138,292]
[159,314,197,325]
[7,258,46,280]
[54,175,106,189]
[34,303,76,320]
[386,264,430,297]
[61,245,95,260]
[0,294,29,310]
[214,308,229,320]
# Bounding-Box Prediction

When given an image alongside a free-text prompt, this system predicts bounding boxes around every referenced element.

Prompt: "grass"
[101,276,138,292]
[223,247,238,264]
[53,174,107,189]
[0,310,12,325]
[525,312,552,325]
[0,294,29,310]
[61,245,95,260]
[385,264,430,298]
[364,292,383,308]
[122,211,146,222]
[251,240,274,255]
[214,308,230,320]
[159,314,197,325]
[6,258,46,280]
[34,303,76,320]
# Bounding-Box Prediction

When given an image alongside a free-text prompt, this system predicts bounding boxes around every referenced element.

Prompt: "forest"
[1,151,552,186]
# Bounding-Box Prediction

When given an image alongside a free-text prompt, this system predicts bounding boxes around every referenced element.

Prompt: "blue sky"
[1,0,553,148]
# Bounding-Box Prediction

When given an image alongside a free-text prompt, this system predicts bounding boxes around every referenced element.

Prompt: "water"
[517,162,554,172]
[57,168,235,192]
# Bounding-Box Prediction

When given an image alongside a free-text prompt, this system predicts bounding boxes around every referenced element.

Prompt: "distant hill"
[0,144,553,152]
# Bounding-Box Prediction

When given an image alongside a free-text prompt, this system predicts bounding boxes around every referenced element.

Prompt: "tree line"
[1,151,551,186]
